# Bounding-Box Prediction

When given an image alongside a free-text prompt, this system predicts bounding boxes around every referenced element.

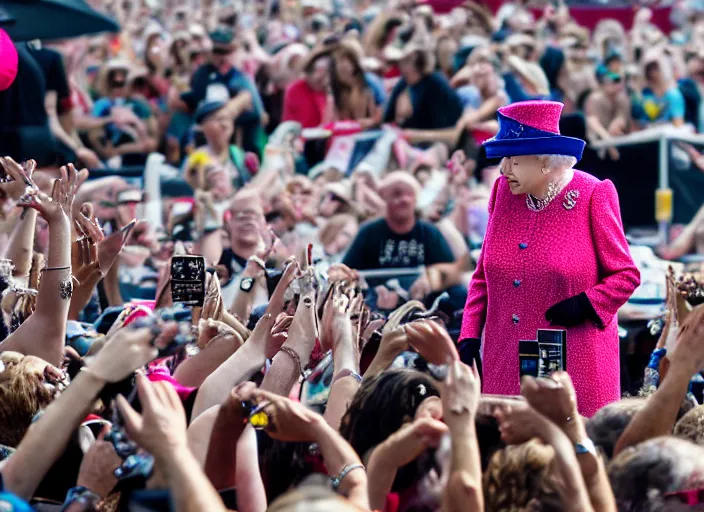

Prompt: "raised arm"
[0,165,86,366]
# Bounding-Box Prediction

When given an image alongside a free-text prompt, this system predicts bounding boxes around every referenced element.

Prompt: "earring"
[541,167,549,175]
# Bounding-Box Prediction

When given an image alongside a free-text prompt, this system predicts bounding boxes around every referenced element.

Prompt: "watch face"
[240,278,254,292]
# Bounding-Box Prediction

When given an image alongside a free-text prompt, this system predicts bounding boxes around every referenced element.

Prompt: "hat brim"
[484,135,585,161]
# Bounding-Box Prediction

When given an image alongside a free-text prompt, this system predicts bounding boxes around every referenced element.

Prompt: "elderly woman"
[460,101,640,416]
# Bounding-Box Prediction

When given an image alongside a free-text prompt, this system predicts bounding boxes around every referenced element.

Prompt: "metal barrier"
[591,126,704,243]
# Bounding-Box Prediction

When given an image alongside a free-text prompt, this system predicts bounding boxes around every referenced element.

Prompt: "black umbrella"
[0,0,119,42]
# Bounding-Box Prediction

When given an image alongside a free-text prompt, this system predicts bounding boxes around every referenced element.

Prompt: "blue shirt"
[364,72,386,106]
[640,86,685,124]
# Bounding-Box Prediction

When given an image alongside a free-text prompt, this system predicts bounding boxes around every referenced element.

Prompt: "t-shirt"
[0,44,56,165]
[218,248,249,281]
[383,72,463,131]
[640,86,685,124]
[584,90,631,133]
[30,47,72,114]
[342,218,455,289]
[187,63,265,153]
[282,78,327,128]
[365,72,386,106]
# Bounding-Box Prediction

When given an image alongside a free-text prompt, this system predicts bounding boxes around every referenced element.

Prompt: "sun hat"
[483,100,586,160]
[383,20,435,72]
[507,55,550,96]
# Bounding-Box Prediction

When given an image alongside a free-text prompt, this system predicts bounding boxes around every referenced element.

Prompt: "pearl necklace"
[526,173,571,212]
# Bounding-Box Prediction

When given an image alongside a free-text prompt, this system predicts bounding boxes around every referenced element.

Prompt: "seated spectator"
[188,100,254,190]
[180,28,265,155]
[639,51,685,127]
[89,60,158,166]
[584,66,631,160]
[383,21,464,148]
[281,45,333,129]
[679,48,704,133]
[330,39,383,129]
[342,171,456,310]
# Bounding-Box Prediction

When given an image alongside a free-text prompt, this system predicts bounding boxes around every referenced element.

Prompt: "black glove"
[457,338,483,380]
[545,292,601,328]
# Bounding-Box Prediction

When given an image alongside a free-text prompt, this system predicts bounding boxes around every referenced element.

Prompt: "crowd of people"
[1,0,704,510]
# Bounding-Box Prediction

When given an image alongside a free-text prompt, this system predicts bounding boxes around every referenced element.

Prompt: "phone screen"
[170,255,206,306]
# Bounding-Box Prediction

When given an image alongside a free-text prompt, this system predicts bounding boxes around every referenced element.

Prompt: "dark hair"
[330,46,369,117]
[339,369,440,490]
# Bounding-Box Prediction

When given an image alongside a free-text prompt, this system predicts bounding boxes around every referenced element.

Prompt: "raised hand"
[0,157,36,204]
[493,400,554,445]
[116,374,188,460]
[370,417,449,470]
[442,361,481,433]
[86,323,178,383]
[404,319,459,365]
[520,372,578,429]
[238,386,322,443]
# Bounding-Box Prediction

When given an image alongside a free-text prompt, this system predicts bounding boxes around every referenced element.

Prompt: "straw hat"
[507,55,550,96]
[383,20,436,73]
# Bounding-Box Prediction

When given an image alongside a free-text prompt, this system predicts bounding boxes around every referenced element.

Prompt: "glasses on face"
[232,210,261,222]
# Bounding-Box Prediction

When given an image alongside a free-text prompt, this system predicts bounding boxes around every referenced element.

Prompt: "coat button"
[513,279,521,287]
[512,314,520,324]
[519,242,528,249]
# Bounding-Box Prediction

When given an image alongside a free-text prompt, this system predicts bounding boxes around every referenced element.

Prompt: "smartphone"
[518,340,539,378]
[537,329,567,376]
[170,255,206,306]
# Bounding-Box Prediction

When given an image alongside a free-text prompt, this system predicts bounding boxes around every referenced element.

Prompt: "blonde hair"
[484,441,561,512]
[0,353,56,447]
[319,214,358,249]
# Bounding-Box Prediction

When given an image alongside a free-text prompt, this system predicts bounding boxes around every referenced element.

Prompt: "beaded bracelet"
[278,346,303,377]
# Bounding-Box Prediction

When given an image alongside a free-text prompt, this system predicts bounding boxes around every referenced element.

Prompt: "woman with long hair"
[329,40,382,129]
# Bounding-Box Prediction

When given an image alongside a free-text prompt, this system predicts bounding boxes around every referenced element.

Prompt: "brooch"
[563,190,580,210]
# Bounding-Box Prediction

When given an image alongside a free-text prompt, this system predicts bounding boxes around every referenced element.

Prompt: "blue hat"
[194,100,227,124]
[483,101,585,160]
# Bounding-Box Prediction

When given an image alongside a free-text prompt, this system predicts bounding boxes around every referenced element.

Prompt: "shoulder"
[573,170,617,203]
[285,79,306,94]
[358,218,385,234]
[191,64,213,82]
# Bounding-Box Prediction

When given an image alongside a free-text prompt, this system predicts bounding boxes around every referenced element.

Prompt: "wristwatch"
[575,438,597,456]
[240,277,255,292]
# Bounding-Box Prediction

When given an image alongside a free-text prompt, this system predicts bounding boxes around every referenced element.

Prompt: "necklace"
[526,173,571,212]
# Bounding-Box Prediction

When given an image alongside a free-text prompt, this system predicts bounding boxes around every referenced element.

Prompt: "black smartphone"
[519,340,539,378]
[170,255,206,306]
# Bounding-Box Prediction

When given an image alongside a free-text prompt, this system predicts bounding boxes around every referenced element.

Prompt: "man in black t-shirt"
[342,172,455,310]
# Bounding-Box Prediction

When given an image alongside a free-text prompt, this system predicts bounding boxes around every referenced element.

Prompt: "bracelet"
[330,463,365,491]
[41,265,71,272]
[60,485,101,512]
[332,368,362,386]
[278,346,303,376]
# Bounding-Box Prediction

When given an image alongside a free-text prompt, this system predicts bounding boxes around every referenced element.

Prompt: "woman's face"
[645,62,661,83]
[202,110,234,145]
[501,155,548,196]
[336,55,355,82]
[319,192,342,218]
[324,218,358,256]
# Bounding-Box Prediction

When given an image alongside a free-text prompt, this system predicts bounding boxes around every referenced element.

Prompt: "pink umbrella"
[0,29,17,91]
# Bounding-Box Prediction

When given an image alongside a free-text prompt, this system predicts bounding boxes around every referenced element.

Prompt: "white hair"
[536,155,577,171]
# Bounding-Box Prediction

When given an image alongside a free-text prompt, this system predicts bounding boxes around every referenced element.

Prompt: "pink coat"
[461,171,640,417]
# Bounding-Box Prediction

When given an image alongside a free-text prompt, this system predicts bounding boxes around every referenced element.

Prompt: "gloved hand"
[457,338,482,380]
[545,292,601,328]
